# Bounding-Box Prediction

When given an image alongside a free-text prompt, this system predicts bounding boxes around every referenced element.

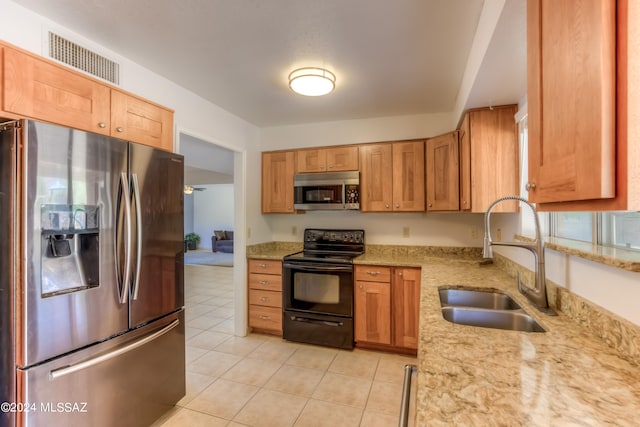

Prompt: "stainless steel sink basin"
[439,288,521,310]
[441,306,545,333]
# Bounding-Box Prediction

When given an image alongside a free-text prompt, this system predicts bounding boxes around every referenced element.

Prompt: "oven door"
[282,261,353,317]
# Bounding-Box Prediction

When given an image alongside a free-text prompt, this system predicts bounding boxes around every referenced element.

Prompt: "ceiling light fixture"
[288,67,336,96]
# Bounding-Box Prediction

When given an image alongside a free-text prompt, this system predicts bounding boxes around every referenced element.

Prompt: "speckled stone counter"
[360,253,640,426]
[247,243,640,425]
[246,241,302,260]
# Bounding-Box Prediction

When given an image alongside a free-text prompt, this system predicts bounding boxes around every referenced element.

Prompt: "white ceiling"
[13,0,526,128]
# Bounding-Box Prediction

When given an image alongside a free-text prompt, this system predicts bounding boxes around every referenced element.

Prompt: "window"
[601,212,640,250]
[553,212,593,242]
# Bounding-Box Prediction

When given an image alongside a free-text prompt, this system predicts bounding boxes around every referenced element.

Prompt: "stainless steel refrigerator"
[0,119,185,427]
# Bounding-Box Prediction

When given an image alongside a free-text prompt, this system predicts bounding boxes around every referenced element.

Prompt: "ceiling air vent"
[48,32,120,85]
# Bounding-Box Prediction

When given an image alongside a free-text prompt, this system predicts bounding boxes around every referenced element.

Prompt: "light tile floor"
[151,264,416,427]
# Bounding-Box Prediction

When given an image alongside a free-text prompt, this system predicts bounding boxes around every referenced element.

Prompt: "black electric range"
[282,229,364,349]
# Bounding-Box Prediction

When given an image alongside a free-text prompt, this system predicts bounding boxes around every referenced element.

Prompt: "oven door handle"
[283,262,353,272]
[290,315,344,327]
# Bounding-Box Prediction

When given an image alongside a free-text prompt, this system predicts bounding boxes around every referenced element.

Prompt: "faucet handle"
[482,236,493,258]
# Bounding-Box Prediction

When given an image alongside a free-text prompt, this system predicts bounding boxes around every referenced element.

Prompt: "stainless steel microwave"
[293,171,360,210]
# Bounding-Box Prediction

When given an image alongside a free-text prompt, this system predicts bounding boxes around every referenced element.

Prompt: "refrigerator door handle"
[117,172,133,304]
[48,319,180,380]
[131,173,142,300]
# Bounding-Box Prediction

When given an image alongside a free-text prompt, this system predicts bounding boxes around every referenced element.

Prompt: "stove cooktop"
[284,229,365,264]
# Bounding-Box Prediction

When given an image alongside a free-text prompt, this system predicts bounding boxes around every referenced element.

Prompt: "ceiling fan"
[183,185,206,194]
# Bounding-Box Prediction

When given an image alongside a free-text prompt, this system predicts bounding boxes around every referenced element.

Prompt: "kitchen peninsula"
[248,243,640,425]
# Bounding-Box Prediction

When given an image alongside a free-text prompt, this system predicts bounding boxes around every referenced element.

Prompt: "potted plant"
[184,232,200,251]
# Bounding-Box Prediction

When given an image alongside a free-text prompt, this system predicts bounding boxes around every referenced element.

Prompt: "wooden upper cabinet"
[426,131,459,212]
[529,0,640,211]
[459,105,519,213]
[360,141,425,212]
[111,90,174,151]
[392,141,425,211]
[359,143,393,211]
[262,151,295,213]
[1,42,175,151]
[2,47,111,135]
[295,146,358,173]
[527,0,616,204]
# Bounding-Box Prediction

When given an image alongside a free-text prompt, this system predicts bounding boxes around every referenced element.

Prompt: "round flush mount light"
[288,67,336,96]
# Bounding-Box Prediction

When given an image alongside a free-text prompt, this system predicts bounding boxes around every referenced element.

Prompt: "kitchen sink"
[441,307,545,332]
[438,288,522,310]
[438,287,545,333]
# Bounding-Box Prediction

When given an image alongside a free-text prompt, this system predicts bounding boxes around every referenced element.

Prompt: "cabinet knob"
[428,203,432,207]
[98,122,106,128]
[385,204,390,209]
[116,127,124,133]
[398,271,403,276]
[359,285,363,289]
[525,182,536,191]
[463,200,467,205]
[395,204,400,208]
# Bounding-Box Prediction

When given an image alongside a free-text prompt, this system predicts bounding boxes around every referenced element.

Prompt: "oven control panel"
[303,229,364,244]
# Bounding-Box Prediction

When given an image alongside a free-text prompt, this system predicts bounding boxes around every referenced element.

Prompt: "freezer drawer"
[16,310,185,427]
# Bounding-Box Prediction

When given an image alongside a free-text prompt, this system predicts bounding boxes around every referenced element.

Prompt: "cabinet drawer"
[248,259,282,275]
[249,289,282,308]
[355,266,391,283]
[249,273,282,291]
[249,306,282,331]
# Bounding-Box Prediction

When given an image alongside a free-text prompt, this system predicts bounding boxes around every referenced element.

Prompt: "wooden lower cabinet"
[354,265,420,353]
[248,259,283,335]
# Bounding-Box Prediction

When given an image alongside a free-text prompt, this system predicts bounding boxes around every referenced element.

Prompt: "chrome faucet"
[483,196,555,315]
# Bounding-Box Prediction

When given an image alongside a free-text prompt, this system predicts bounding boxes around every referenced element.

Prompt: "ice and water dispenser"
[40,204,100,297]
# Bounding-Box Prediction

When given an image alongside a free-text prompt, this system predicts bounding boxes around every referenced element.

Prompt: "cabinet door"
[111,90,174,151]
[295,149,326,173]
[325,146,359,171]
[3,47,111,135]
[426,131,459,211]
[355,281,391,345]
[527,0,616,204]
[262,151,295,213]
[392,141,425,211]
[459,114,471,211]
[392,268,421,350]
[469,106,519,212]
[359,144,393,212]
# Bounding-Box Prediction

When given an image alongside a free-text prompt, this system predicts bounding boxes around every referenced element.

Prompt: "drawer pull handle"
[98,122,106,128]
[260,297,269,302]
[259,315,271,320]
[366,271,380,276]
[259,280,270,286]
[259,263,269,268]
[116,127,124,133]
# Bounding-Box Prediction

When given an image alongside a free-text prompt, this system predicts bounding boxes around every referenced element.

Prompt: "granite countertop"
[247,244,640,425]
[359,253,640,426]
